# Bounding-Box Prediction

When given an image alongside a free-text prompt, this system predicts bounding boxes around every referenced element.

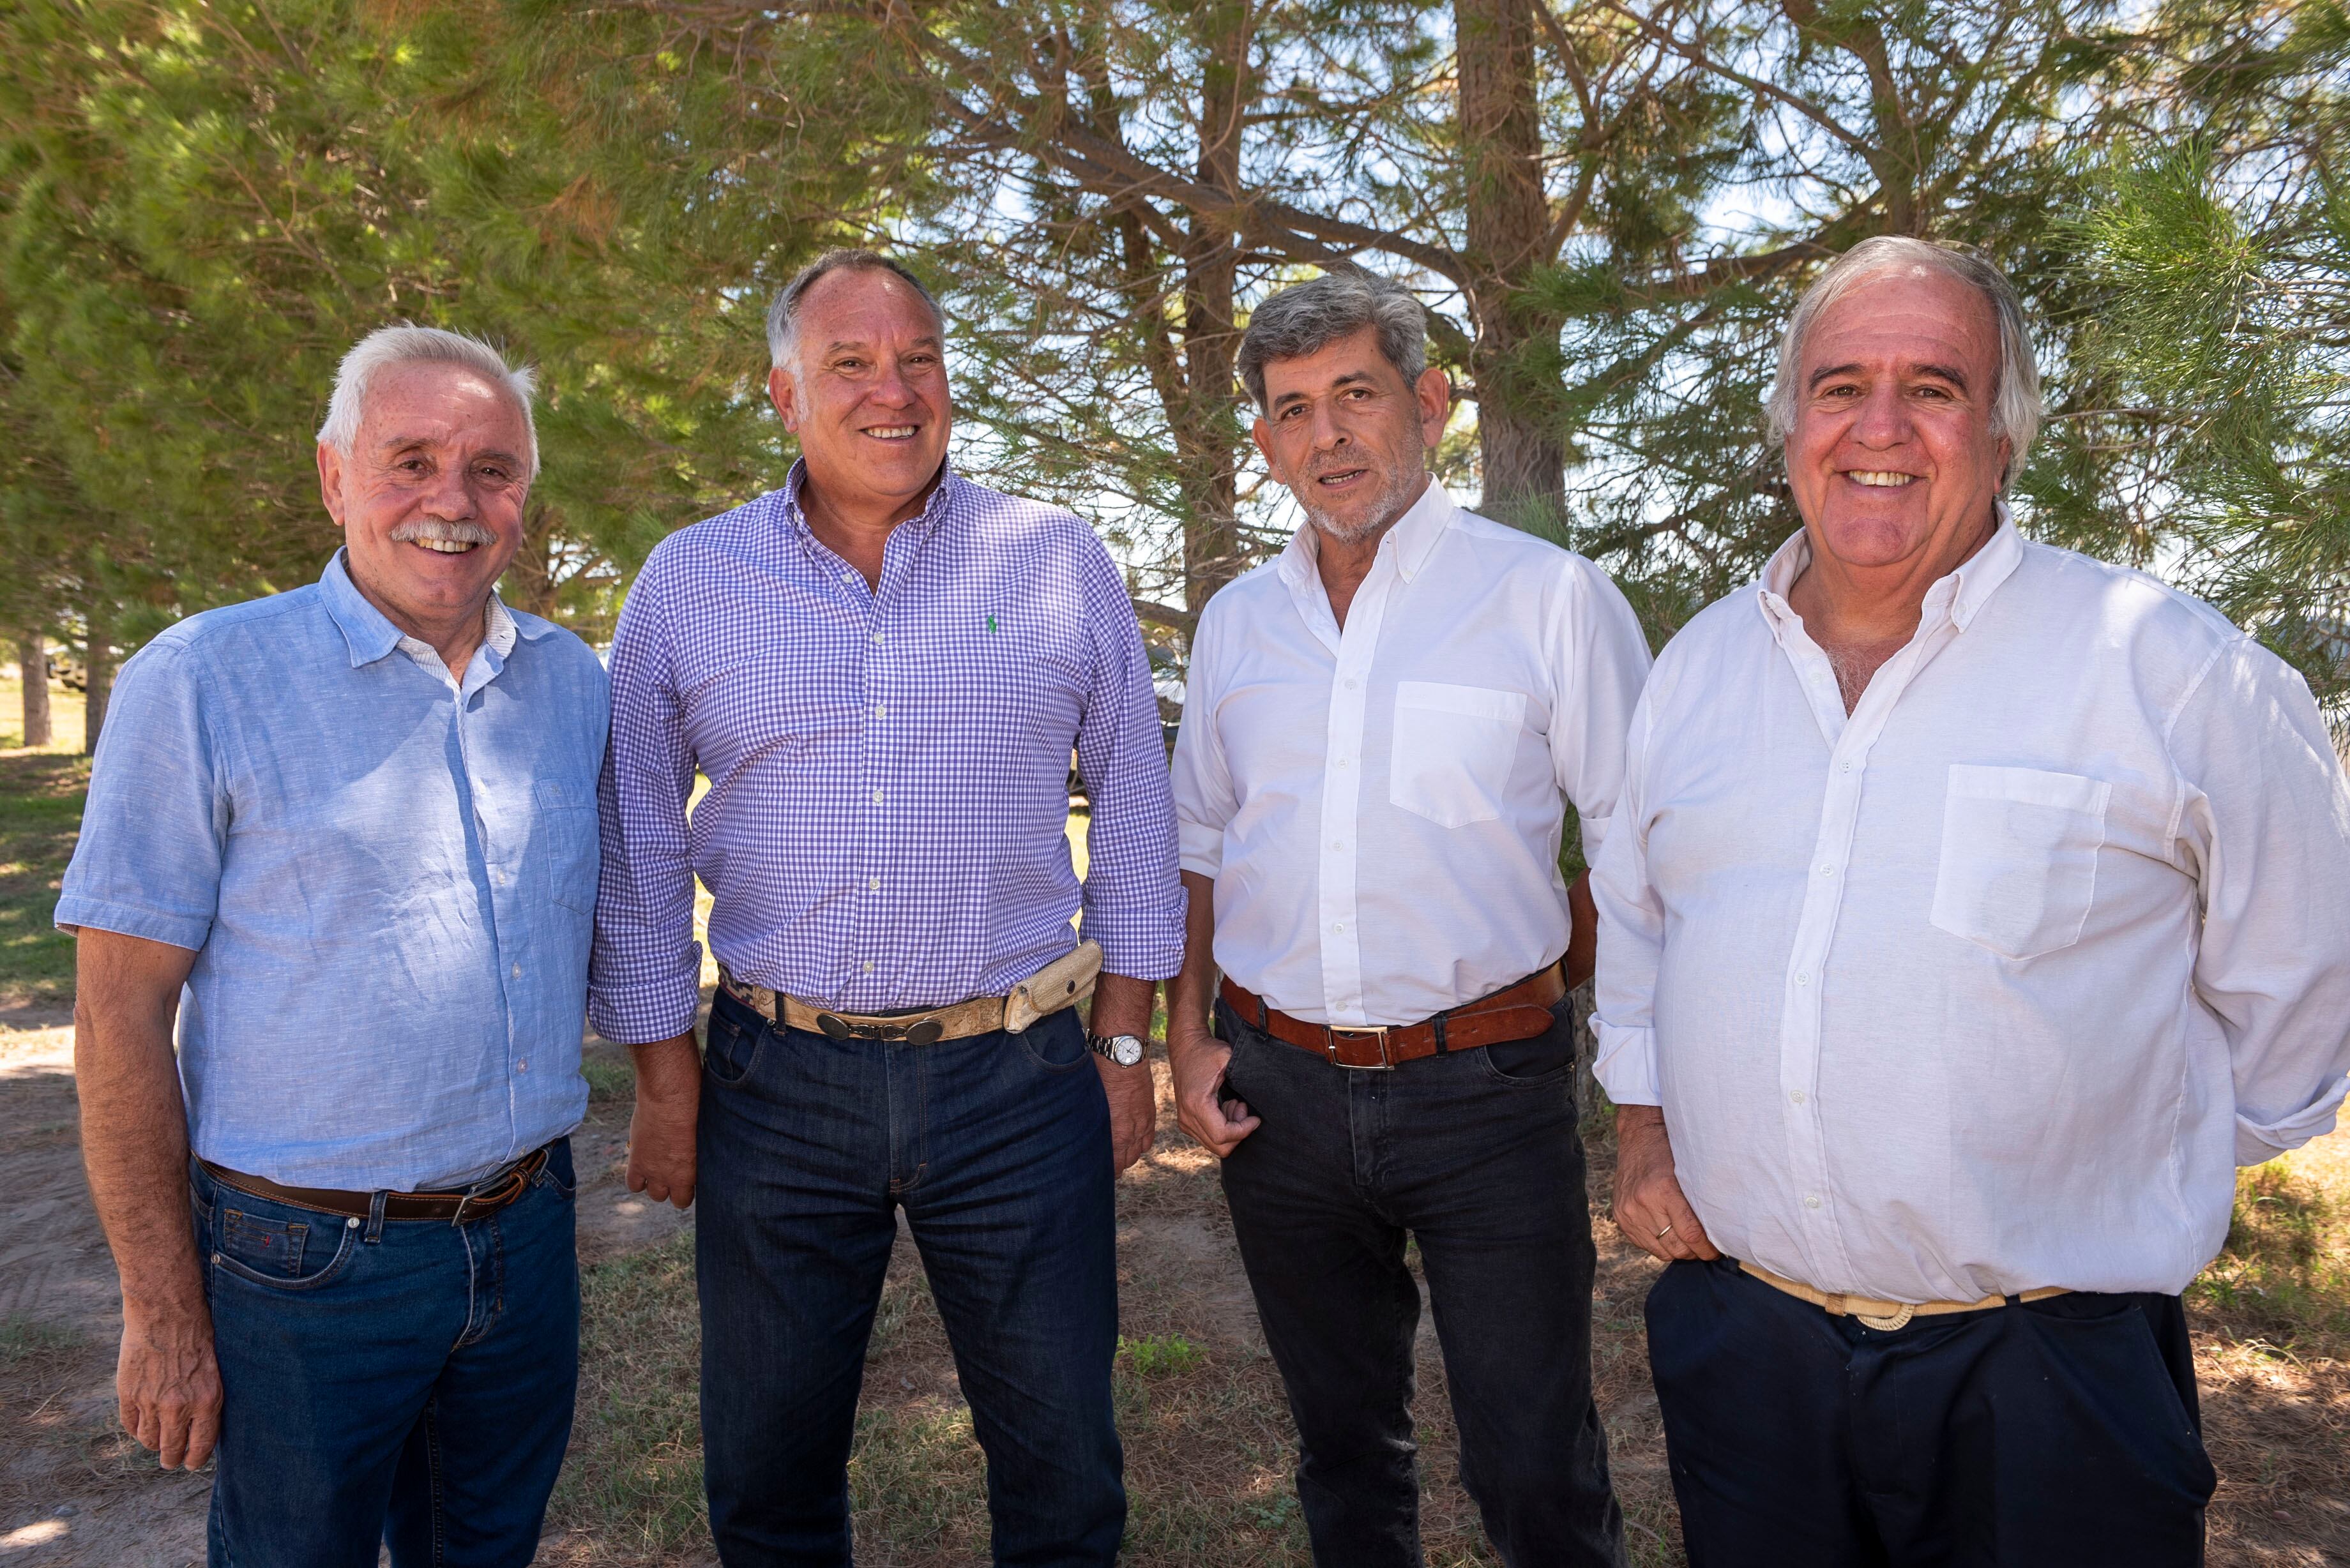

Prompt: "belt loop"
[2004,1293,2022,1308]
[364,1189,388,1244]
[1255,995,1269,1033]
[1432,1010,1449,1054]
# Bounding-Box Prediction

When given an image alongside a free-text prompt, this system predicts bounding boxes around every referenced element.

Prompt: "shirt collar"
[1274,474,1457,592]
[1754,500,2025,642]
[319,548,532,669]
[777,456,960,557]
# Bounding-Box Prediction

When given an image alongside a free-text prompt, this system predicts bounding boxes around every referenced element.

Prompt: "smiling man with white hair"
[58,324,610,1567]
[1592,237,2350,1565]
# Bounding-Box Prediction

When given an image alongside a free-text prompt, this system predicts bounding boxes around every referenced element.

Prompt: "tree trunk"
[1177,0,1250,616]
[1457,0,1567,525]
[83,594,113,755]
[17,629,52,748]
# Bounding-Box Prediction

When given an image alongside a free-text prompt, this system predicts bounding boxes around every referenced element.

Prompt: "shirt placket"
[1770,590,1960,1287]
[451,668,524,1163]
[1314,551,1399,1029]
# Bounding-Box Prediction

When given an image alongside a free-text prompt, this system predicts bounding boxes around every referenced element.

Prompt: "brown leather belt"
[199,1145,551,1223]
[1218,965,1565,1069]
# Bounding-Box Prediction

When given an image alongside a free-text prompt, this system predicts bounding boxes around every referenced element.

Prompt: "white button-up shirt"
[1592,513,2350,1301]
[1172,481,1651,1026]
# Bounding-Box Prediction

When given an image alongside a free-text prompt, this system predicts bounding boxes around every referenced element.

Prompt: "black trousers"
[1646,1257,2218,1568]
[1215,995,1626,1568]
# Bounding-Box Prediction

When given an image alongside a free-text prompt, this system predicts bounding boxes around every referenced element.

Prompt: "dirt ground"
[3,1009,2346,1566]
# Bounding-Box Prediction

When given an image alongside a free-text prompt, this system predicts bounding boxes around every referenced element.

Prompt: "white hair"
[1766,237,2043,476]
[316,324,540,479]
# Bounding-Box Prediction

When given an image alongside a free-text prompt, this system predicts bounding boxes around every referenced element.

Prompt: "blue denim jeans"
[695,988,1123,1567]
[190,1139,580,1568]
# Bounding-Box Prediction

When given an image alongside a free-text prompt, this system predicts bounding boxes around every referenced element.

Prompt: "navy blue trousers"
[1646,1257,2217,1567]
[695,988,1123,1567]
[193,1141,580,1568]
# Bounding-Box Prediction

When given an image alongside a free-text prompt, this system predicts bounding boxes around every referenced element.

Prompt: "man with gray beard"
[1165,271,1647,1566]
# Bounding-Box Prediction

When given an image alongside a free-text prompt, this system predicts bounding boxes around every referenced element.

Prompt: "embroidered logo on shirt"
[986,614,999,633]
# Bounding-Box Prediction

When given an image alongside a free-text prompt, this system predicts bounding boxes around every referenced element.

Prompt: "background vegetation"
[3,0,2346,750]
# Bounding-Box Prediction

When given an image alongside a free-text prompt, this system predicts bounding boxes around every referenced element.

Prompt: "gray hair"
[1766,237,2042,474]
[767,248,945,372]
[316,324,540,479]
[1238,271,1429,412]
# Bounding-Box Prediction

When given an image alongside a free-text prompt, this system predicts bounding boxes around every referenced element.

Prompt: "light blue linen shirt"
[57,552,610,1190]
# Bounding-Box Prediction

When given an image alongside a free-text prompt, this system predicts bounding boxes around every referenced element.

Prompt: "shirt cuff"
[587,949,705,1046]
[1591,1020,1661,1106]
[2234,1076,2349,1166]
[53,895,210,951]
[1083,901,1189,983]
[1575,811,1614,868]
[1176,819,1223,880]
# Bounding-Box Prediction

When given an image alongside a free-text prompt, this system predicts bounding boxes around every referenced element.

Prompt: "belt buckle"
[1325,1025,1393,1070]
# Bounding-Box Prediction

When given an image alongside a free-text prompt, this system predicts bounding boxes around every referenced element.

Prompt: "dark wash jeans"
[696,987,1123,1567]
[1215,994,1626,1568]
[190,1139,580,1568]
[1646,1256,2217,1567]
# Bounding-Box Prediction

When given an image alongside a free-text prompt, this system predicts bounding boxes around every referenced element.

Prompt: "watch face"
[1095,1032,1145,1067]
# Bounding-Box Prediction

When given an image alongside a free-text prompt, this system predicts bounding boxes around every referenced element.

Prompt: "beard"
[1297,451,1425,545]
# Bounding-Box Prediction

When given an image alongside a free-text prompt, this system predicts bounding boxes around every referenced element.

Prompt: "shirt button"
[1346,679,1358,689]
[872,632,884,645]
[876,704,887,719]
[872,788,884,805]
[1795,972,1809,986]
[510,963,522,979]
[863,961,875,974]
[517,1059,529,1072]
[1330,840,1344,850]
[1332,921,1345,933]
[1842,761,1853,773]
[868,877,881,891]
[1790,1089,1807,1104]
[1335,757,1349,769]
[1819,865,1835,877]
[1805,1195,1823,1210]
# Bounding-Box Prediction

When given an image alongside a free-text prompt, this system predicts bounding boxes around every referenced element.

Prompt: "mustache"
[388,519,497,546]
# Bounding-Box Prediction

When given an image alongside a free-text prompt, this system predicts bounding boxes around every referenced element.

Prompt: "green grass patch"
[1118,1333,1204,1380]
[0,1315,80,1368]
[0,751,90,1007]
[2191,1154,2350,1356]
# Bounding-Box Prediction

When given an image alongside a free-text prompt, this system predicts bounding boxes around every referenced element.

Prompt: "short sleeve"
[55,638,227,950]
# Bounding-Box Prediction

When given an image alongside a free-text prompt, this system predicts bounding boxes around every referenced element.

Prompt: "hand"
[1167,1023,1259,1158]
[117,1297,221,1470]
[1612,1104,1718,1263]
[1099,1056,1157,1173]
[626,1033,701,1209]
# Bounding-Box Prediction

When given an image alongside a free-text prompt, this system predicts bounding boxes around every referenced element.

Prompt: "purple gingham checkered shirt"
[588,462,1186,1044]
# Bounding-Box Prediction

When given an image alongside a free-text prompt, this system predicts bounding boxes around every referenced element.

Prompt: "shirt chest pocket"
[1929,764,2111,960]
[1388,682,1528,829]
[533,778,601,916]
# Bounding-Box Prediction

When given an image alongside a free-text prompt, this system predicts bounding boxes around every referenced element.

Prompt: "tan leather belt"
[1739,1260,2070,1332]
[200,1146,550,1224]
[1218,964,1565,1069]
[720,940,1103,1044]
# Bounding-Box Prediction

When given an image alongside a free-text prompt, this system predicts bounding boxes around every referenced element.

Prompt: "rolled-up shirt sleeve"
[1169,599,1236,881]
[56,637,227,950]
[1590,689,1664,1106]
[1072,538,1187,981]
[1547,559,1651,867]
[2169,640,2350,1165]
[588,561,704,1044]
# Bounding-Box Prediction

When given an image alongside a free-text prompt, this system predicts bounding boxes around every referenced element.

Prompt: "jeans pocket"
[703,1005,764,1087]
[1476,996,1578,1086]
[533,1138,578,1200]
[1017,1009,1090,1073]
[211,1203,360,1292]
[2022,1298,2215,1502]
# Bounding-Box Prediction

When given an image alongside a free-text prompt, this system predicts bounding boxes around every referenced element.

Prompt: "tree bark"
[1457,0,1567,524]
[1176,0,1250,615]
[17,629,52,748]
[84,594,114,755]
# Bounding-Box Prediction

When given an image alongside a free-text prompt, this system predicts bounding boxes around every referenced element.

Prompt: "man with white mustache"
[1165,270,1648,1566]
[59,324,609,1567]
[1595,237,2350,1565]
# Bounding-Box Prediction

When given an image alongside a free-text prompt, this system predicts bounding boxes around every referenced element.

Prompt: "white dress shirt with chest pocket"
[1592,510,2350,1302]
[1172,482,1653,1028]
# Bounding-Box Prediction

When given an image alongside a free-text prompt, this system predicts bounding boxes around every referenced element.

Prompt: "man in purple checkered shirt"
[589,250,1186,1566]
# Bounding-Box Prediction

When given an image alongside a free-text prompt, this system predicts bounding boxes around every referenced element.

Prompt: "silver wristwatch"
[1086,1032,1146,1068]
